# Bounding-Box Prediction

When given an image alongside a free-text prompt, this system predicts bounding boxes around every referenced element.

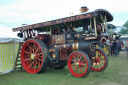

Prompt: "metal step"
[13,42,23,72]
[16,64,22,66]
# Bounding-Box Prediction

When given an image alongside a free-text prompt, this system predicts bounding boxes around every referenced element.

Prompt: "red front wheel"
[21,39,48,74]
[68,51,91,78]
[91,49,108,71]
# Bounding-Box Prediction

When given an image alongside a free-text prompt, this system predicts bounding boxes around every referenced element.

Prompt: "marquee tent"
[0,37,23,75]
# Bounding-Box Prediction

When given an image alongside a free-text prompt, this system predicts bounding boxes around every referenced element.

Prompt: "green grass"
[0,52,128,85]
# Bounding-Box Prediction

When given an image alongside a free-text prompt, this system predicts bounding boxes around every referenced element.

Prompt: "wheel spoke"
[72,66,76,70]
[79,55,82,61]
[37,53,43,56]
[99,55,104,58]
[100,53,103,57]
[71,64,75,66]
[28,61,34,68]
[94,63,97,68]
[35,47,39,53]
[24,51,32,54]
[36,60,40,67]
[33,43,36,52]
[99,62,104,64]
[37,58,42,61]
[79,67,81,74]
[38,60,41,66]
[24,58,32,61]
[75,67,77,73]
[97,63,99,69]
[81,65,87,70]
[37,48,40,53]
[28,47,32,53]
[77,54,79,60]
[38,56,43,58]
[72,60,77,63]
[80,67,84,74]
[34,61,36,71]
[98,52,100,58]
[100,59,105,60]
[28,44,33,52]
[81,59,86,63]
[81,63,87,65]
[30,59,32,64]
[91,60,95,62]
[99,62,102,68]
[73,56,76,62]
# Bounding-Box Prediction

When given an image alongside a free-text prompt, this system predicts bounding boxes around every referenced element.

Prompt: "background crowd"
[109,36,128,57]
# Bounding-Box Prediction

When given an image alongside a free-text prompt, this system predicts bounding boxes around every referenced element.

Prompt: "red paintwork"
[36,35,45,41]
[91,49,107,71]
[52,34,65,44]
[21,40,44,73]
[68,52,89,77]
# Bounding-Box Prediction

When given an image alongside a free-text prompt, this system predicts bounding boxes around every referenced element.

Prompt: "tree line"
[120,21,128,34]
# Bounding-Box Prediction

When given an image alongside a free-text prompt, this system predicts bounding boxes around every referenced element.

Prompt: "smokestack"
[80,6,89,13]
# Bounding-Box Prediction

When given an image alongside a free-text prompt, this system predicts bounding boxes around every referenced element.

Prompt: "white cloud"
[0,26,18,38]
[0,0,128,38]
[1,0,128,23]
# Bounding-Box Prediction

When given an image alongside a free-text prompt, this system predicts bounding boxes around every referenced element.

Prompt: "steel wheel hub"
[31,53,36,59]
[75,61,83,67]
[96,58,100,62]
[75,62,79,67]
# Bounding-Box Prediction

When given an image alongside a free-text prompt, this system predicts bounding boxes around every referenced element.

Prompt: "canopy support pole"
[94,17,97,36]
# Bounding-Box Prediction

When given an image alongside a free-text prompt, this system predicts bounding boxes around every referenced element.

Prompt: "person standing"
[112,39,118,56]
[118,40,121,55]
[121,40,124,50]
[125,40,128,58]
[110,39,113,56]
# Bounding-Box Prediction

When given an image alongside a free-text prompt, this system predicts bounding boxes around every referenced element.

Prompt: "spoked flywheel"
[68,51,91,78]
[21,39,48,74]
[91,49,108,71]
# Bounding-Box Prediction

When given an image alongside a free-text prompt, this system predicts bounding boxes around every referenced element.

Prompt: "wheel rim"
[91,49,107,71]
[21,40,43,73]
[68,52,89,77]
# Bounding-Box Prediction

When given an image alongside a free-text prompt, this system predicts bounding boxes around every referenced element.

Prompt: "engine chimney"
[80,6,89,13]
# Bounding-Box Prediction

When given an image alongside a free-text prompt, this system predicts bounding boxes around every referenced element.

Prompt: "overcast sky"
[0,0,128,38]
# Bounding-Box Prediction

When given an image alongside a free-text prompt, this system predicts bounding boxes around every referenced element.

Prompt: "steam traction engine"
[12,7,113,78]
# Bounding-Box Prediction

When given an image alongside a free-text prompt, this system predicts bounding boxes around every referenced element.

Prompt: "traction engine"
[13,7,113,77]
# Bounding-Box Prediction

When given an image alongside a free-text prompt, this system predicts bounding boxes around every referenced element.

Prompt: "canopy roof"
[113,32,122,36]
[12,9,113,32]
[0,37,23,43]
[107,23,116,29]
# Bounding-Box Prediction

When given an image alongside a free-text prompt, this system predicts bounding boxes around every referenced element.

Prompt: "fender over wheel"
[68,51,91,78]
[21,39,48,74]
[102,43,111,56]
[91,49,108,71]
[97,43,111,56]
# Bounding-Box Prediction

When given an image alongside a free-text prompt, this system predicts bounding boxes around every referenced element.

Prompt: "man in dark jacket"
[112,39,118,56]
[118,40,121,54]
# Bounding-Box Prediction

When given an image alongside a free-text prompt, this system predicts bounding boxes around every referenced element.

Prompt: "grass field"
[0,52,128,85]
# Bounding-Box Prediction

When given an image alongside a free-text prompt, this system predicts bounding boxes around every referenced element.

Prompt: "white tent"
[0,37,23,75]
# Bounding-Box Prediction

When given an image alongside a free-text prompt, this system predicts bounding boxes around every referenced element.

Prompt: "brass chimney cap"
[80,6,89,13]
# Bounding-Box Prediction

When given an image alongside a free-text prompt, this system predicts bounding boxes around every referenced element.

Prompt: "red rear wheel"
[21,39,48,74]
[91,49,108,71]
[68,51,91,78]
